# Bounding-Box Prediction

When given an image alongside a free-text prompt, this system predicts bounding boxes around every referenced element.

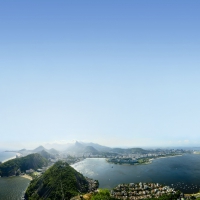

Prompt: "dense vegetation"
[91,189,182,200]
[25,161,90,200]
[91,189,118,200]
[144,191,181,200]
[38,150,55,159]
[137,158,150,164]
[0,153,47,177]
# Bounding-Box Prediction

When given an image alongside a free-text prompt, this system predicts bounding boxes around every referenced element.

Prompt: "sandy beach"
[20,174,33,180]
[2,153,21,163]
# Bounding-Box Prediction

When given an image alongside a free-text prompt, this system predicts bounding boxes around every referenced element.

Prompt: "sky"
[0,1,200,149]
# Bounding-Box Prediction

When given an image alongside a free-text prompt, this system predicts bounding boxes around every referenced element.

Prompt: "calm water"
[72,154,200,194]
[0,151,17,162]
[0,177,30,200]
[0,151,30,200]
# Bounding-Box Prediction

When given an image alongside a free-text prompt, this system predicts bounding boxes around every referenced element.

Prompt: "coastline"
[147,154,183,162]
[20,174,33,180]
[137,154,183,165]
[153,154,183,159]
[1,153,21,163]
[107,154,183,166]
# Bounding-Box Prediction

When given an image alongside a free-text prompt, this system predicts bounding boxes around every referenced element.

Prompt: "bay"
[72,154,200,194]
[0,176,30,200]
[0,151,30,200]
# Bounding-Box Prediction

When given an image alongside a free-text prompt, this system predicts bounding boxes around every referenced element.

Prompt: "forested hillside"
[0,153,47,177]
[25,161,96,200]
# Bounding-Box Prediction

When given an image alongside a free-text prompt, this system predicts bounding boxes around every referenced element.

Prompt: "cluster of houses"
[85,177,99,192]
[106,150,187,165]
[110,182,180,199]
[25,166,48,174]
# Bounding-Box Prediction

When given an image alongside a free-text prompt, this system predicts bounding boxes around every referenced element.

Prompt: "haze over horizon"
[1,1,200,149]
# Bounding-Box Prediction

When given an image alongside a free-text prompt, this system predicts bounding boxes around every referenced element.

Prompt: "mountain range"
[17,141,148,157]
[0,153,48,177]
[18,146,59,157]
[63,141,148,155]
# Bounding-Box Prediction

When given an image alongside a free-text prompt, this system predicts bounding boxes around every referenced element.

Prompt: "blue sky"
[0,1,200,149]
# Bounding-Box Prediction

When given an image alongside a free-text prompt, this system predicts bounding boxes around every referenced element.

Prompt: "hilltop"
[33,145,46,152]
[0,153,48,177]
[25,161,98,200]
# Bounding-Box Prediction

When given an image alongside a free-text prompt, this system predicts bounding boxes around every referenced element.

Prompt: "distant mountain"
[16,141,150,157]
[43,141,111,152]
[33,145,46,152]
[83,146,99,154]
[36,141,149,156]
[38,150,55,159]
[80,142,111,152]
[75,142,147,154]
[62,141,149,156]
[74,141,85,148]
[65,141,84,154]
[48,148,59,154]
[44,142,74,151]
[25,161,98,200]
[18,148,26,152]
[16,146,60,158]
[0,153,48,177]
[17,148,33,156]
[64,141,99,156]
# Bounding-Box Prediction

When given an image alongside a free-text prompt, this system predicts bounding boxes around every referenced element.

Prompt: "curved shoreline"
[107,154,183,166]
[20,174,33,180]
[1,153,21,163]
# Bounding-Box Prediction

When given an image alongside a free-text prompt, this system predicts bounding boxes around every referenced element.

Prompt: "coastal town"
[106,152,183,165]
[101,149,189,165]
[110,182,182,199]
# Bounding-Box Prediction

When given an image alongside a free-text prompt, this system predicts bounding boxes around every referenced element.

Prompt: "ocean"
[0,177,30,200]
[0,151,18,163]
[0,151,30,200]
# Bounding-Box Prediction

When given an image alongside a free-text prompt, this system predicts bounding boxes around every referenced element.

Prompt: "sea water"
[0,176,30,200]
[72,154,200,194]
[0,151,30,200]
[0,151,17,163]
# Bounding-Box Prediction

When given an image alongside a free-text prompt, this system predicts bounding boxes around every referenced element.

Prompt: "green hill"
[38,150,55,159]
[25,161,96,200]
[0,153,48,177]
